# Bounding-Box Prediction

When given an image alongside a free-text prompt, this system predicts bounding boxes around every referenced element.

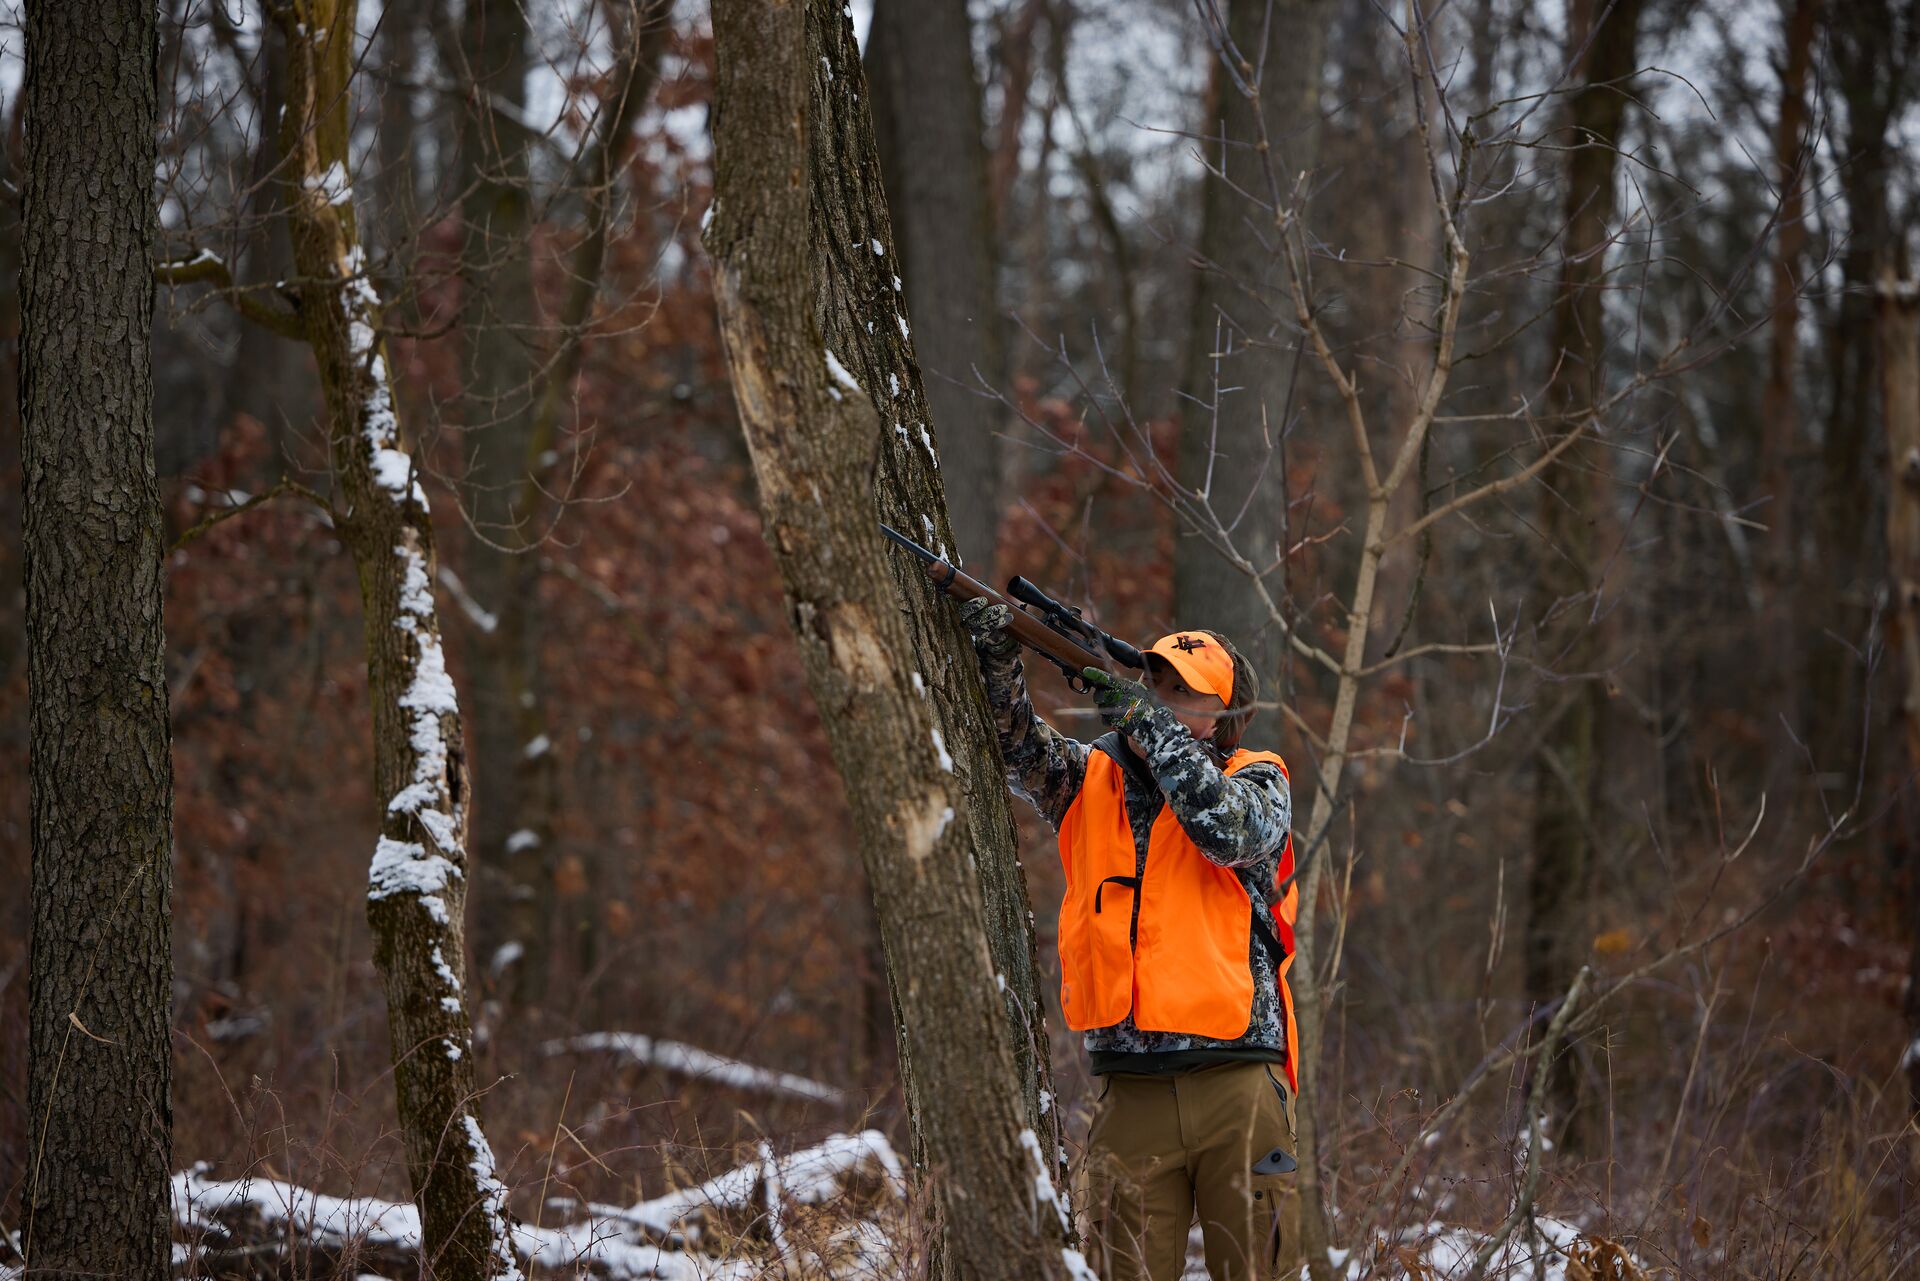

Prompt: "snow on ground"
[172,1129,905,1281]
[1176,1213,1637,1280]
[542,1030,846,1105]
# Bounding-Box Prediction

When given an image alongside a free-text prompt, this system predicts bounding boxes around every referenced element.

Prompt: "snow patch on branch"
[543,1031,844,1104]
[340,246,427,510]
[173,1131,908,1281]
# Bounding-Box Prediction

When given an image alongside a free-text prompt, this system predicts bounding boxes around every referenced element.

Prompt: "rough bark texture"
[1524,0,1644,1152]
[278,7,518,1280]
[1173,0,1335,737]
[1879,273,1920,1113]
[706,3,1076,1277]
[21,3,174,1278]
[866,0,1005,575]
[806,0,1064,1185]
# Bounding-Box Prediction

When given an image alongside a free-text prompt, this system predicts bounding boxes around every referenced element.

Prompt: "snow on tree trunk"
[21,3,174,1279]
[276,7,517,1280]
[803,0,1066,1190]
[705,3,1081,1277]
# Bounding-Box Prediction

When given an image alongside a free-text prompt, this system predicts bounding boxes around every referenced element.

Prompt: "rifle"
[879,522,1144,691]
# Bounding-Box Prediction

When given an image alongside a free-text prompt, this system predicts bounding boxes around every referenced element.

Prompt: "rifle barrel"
[879,522,1137,681]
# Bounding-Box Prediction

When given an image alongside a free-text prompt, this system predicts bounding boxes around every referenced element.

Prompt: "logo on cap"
[1172,635,1209,653]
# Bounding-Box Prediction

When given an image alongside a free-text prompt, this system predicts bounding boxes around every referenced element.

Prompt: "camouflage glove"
[958,596,1019,668]
[1082,666,1183,750]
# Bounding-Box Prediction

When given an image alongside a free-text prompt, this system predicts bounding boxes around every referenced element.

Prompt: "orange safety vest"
[1056,745,1300,1091]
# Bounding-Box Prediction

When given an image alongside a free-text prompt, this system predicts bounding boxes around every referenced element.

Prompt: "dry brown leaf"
[1593,927,1633,956]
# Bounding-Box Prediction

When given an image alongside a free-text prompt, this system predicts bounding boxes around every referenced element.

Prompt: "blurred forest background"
[6,0,1920,1274]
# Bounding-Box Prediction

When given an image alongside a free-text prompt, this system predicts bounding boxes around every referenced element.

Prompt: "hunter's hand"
[958,596,1019,665]
[1083,667,1180,747]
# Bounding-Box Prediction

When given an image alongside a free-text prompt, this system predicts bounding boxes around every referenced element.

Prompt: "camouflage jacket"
[981,648,1293,1066]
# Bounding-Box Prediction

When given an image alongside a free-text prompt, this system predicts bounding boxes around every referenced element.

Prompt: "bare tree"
[160,4,520,1278]
[867,0,1006,574]
[1758,0,1821,741]
[1173,0,1337,738]
[459,0,672,1010]
[810,0,1064,1184]
[1525,0,1647,1153]
[21,3,173,1279]
[1815,0,1920,760]
[706,1,1081,1276]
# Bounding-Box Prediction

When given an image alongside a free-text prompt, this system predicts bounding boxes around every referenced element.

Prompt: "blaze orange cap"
[1146,630,1234,707]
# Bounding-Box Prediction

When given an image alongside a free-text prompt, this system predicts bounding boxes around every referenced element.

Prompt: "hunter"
[960,598,1302,1281]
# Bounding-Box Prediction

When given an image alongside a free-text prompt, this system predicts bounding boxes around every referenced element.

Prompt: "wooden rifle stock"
[879,523,1143,687]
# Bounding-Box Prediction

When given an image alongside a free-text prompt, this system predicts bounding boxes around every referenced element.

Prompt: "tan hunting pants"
[1080,1061,1302,1281]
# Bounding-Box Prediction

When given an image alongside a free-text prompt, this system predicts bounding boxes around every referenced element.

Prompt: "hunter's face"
[1150,666,1224,740]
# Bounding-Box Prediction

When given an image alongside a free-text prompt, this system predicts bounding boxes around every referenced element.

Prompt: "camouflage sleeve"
[980,649,1089,831]
[1138,729,1291,869]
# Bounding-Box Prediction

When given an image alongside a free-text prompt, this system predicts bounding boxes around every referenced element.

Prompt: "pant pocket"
[1263,1064,1296,1143]
[1251,1172,1301,1280]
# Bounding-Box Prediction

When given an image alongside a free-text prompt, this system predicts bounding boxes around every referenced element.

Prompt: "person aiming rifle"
[885,525,1302,1281]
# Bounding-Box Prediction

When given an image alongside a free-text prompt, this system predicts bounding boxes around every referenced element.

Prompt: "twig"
[1463,965,1591,1281]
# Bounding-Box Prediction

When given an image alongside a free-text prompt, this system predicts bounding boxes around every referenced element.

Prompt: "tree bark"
[1525,0,1645,1153]
[22,2,174,1278]
[277,7,518,1280]
[1877,270,1920,1114]
[866,0,1006,575]
[706,3,1077,1277]
[806,0,1064,1186]
[1174,0,1336,738]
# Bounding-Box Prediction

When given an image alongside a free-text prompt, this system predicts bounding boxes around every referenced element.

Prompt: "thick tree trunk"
[1878,271,1920,1113]
[1758,0,1820,746]
[806,0,1063,1184]
[20,4,173,1280]
[866,0,1005,574]
[706,3,1077,1278]
[278,8,518,1280]
[1525,0,1644,1153]
[1174,0,1335,738]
